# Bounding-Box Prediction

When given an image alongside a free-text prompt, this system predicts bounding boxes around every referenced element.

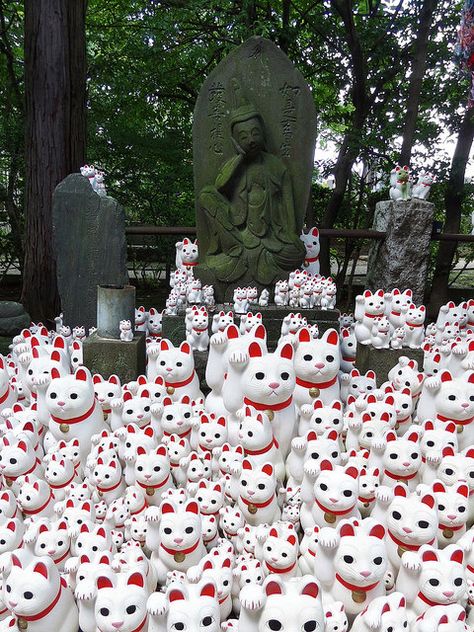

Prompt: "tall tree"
[21,0,86,322]
[398,0,437,166]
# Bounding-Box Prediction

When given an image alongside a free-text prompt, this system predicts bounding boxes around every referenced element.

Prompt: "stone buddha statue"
[197,100,305,286]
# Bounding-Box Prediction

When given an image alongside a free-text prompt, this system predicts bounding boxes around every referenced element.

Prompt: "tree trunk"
[22,0,86,323]
[428,107,474,317]
[398,0,437,166]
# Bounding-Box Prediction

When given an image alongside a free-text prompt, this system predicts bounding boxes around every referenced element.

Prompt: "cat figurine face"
[381,430,421,488]
[0,436,40,482]
[262,528,298,576]
[308,400,343,435]
[385,485,437,551]
[152,340,197,392]
[121,390,152,428]
[324,601,348,632]
[156,581,220,632]
[134,307,147,331]
[312,461,359,523]
[94,571,148,632]
[4,553,77,631]
[294,327,340,402]
[147,308,163,338]
[159,396,193,439]
[411,546,465,609]
[432,481,468,544]
[73,523,112,558]
[244,576,323,632]
[237,460,279,525]
[197,414,227,453]
[195,480,224,516]
[34,520,70,566]
[0,519,24,556]
[345,369,377,400]
[179,238,199,266]
[437,447,474,492]
[133,445,171,501]
[387,357,424,395]
[211,311,234,334]
[334,521,387,591]
[420,420,457,465]
[93,375,121,414]
[300,226,320,259]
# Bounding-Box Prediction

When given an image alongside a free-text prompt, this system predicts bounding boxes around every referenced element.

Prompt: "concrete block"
[356,343,424,386]
[83,332,146,383]
[162,306,340,350]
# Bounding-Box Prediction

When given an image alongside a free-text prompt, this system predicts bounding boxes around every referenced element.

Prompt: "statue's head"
[230,105,266,157]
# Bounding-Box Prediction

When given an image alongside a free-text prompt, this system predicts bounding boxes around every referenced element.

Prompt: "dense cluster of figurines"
[0,287,473,631]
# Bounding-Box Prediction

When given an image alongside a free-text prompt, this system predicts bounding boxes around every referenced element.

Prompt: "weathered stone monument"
[366,199,434,304]
[52,174,128,330]
[193,36,317,302]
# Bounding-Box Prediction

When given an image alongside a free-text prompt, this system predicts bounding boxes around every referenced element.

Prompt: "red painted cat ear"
[200,583,215,598]
[248,342,263,358]
[265,580,283,596]
[301,582,319,598]
[298,327,311,343]
[339,523,355,538]
[279,343,293,360]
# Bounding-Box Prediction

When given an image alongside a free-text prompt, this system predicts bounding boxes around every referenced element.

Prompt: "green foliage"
[0,0,473,280]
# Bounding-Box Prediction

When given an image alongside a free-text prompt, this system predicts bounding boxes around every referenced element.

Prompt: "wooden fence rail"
[125,225,474,242]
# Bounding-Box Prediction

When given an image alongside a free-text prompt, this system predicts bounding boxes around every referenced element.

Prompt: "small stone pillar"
[83,285,145,383]
[97,285,136,339]
[366,199,434,304]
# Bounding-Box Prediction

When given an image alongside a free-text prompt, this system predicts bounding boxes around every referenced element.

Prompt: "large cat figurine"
[147,339,202,402]
[293,327,341,408]
[223,340,296,457]
[44,367,107,460]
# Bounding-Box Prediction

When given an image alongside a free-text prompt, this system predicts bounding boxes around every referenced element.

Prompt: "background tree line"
[0,0,472,321]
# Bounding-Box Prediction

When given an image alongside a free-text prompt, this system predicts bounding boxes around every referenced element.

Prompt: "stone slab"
[355,342,424,386]
[0,301,31,336]
[366,199,434,304]
[193,36,317,301]
[52,174,128,331]
[162,306,340,350]
[83,332,146,383]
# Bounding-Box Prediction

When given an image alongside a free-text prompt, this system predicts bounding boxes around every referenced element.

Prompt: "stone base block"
[0,301,30,336]
[356,343,424,386]
[162,306,340,350]
[83,332,146,383]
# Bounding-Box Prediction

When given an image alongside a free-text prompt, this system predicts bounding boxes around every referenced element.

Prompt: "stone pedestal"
[356,343,424,386]
[0,302,30,336]
[52,174,128,330]
[162,306,340,350]
[367,199,434,304]
[83,332,146,383]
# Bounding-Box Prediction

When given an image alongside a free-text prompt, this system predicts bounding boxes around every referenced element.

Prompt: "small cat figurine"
[147,339,202,402]
[236,459,281,526]
[119,320,134,342]
[300,226,320,275]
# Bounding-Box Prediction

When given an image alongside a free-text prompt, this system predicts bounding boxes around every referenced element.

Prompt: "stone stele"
[366,199,434,305]
[193,36,317,302]
[52,174,128,331]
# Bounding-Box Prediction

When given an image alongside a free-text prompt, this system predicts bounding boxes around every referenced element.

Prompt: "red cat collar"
[136,473,170,491]
[240,494,275,510]
[437,414,473,426]
[265,560,297,574]
[405,322,423,328]
[304,255,319,263]
[183,262,197,268]
[5,457,41,483]
[160,538,200,557]
[192,327,208,333]
[306,547,316,557]
[49,470,76,490]
[364,312,382,319]
[438,522,465,532]
[130,616,148,632]
[22,490,54,516]
[243,396,293,412]
[335,574,379,593]
[383,469,417,481]
[165,372,196,389]
[53,547,71,565]
[0,386,11,405]
[15,582,62,621]
[388,530,435,551]
[358,496,375,504]
[245,438,278,456]
[51,400,96,425]
[96,478,123,494]
[417,591,446,607]
[315,499,356,516]
[296,375,338,390]
[130,501,149,516]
